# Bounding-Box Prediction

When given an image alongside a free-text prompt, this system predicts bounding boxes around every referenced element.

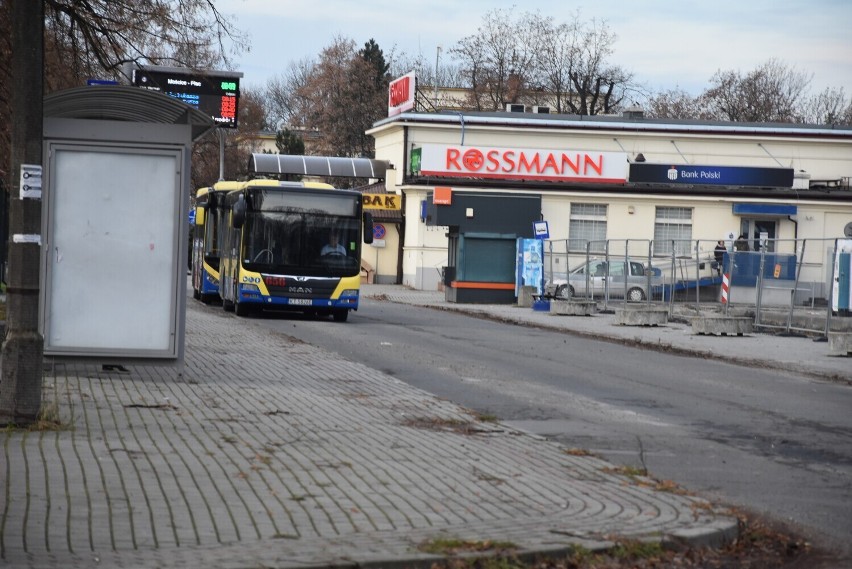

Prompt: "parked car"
[545,259,660,302]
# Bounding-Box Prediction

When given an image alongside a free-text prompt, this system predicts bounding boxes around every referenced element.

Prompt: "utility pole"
[0,0,45,425]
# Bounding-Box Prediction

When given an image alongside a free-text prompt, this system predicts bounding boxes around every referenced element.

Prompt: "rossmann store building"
[367,107,852,304]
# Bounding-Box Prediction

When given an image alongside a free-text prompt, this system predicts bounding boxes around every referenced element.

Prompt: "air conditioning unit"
[532,106,550,114]
[505,103,526,113]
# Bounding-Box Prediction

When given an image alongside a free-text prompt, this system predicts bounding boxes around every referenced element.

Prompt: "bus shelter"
[40,85,216,366]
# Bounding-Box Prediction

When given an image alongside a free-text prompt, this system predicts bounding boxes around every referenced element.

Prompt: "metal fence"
[542,237,851,336]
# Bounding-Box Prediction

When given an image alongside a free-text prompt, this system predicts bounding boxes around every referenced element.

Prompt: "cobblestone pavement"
[1,290,739,568]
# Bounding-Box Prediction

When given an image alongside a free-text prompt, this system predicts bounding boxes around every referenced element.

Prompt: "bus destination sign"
[132,67,241,129]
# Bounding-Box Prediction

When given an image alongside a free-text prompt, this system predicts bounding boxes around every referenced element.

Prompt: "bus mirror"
[205,191,217,210]
[232,194,247,229]
[363,212,374,244]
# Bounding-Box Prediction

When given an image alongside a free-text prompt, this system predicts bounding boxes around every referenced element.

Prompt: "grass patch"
[418,537,517,555]
[563,447,595,457]
[3,401,70,432]
[476,413,500,423]
[601,464,647,477]
[402,416,483,435]
[608,539,665,560]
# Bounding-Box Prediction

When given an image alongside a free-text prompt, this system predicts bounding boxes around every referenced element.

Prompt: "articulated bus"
[191,181,240,303]
[216,179,373,321]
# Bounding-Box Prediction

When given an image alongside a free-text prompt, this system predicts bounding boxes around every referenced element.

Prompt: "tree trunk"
[1,0,44,425]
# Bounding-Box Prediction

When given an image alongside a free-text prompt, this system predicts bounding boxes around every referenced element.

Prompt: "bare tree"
[284,36,389,161]
[801,86,852,126]
[704,58,811,123]
[191,86,267,187]
[645,88,715,120]
[0,0,248,182]
[564,18,632,115]
[451,9,635,115]
[536,13,582,113]
[452,8,543,111]
[264,57,315,130]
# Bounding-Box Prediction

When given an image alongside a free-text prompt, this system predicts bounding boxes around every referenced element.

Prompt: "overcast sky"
[218,0,852,98]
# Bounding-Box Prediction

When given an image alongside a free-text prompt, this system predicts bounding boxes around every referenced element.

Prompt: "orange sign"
[433,186,452,205]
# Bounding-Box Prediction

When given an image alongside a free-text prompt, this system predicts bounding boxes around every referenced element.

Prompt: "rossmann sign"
[388,71,416,116]
[419,144,628,183]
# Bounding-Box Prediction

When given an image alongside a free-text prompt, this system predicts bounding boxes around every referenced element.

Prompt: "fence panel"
[543,236,846,337]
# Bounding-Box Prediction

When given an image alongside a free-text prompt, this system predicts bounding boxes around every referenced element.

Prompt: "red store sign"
[388,71,416,116]
[418,144,628,183]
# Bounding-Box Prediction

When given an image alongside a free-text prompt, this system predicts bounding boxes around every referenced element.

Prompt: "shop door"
[740,218,778,252]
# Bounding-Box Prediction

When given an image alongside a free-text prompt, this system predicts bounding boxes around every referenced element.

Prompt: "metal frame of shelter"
[40,85,216,367]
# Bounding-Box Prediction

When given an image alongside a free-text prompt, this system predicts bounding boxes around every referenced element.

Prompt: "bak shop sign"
[419,144,628,184]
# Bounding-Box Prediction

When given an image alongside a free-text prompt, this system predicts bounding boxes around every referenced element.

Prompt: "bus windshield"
[241,210,361,277]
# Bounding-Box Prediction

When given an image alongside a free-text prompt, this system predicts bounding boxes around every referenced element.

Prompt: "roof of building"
[370,110,852,139]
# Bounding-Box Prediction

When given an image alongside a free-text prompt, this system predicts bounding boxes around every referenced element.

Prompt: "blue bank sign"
[629,163,793,188]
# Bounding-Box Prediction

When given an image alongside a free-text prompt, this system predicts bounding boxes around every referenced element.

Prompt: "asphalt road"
[252,298,852,561]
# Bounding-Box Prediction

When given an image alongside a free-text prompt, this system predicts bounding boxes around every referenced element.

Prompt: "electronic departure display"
[132,66,241,129]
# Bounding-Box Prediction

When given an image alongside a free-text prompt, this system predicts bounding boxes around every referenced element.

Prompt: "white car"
[546,259,660,302]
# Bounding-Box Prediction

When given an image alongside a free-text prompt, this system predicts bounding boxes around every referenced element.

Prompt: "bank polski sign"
[418,144,628,184]
[630,163,794,188]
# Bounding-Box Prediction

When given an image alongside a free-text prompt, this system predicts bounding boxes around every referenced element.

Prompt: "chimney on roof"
[622,104,644,120]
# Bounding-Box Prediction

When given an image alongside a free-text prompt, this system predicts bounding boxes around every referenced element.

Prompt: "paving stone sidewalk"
[1,296,737,569]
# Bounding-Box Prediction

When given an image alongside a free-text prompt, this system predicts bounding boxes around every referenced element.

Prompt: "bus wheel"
[223,298,235,312]
[193,288,201,300]
[235,300,251,317]
[332,310,349,322]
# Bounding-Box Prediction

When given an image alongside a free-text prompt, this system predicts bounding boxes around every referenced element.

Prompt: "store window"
[568,203,607,252]
[653,206,693,256]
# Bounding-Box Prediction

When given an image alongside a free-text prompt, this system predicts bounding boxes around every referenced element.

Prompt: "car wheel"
[556,285,574,299]
[627,287,646,302]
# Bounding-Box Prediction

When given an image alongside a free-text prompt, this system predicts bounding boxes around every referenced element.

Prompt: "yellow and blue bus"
[191,181,240,303]
[216,179,373,321]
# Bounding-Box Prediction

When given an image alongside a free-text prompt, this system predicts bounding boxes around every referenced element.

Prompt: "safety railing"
[542,237,850,336]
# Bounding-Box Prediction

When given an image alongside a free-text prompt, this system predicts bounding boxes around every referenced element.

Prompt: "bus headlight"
[240,283,261,296]
[340,289,359,298]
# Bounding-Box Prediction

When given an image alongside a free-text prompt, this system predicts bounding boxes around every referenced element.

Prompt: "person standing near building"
[714,240,727,275]
[734,234,750,251]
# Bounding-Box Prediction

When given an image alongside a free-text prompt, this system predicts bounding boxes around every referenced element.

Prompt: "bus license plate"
[288,298,312,306]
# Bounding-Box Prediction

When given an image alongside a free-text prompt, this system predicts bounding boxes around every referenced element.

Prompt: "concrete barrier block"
[551,299,598,316]
[518,286,536,308]
[692,316,754,336]
[616,307,669,326]
[828,332,852,356]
